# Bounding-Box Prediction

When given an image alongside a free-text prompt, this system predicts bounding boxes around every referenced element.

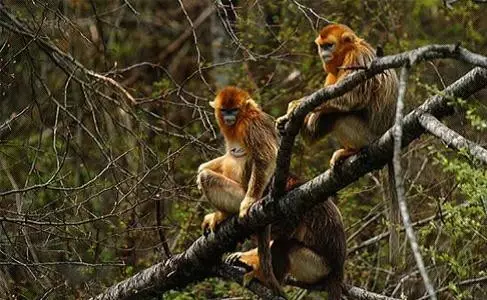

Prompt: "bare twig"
[160,5,215,62]
[0,8,137,105]
[416,276,487,300]
[393,65,436,299]
[122,0,139,15]
[348,211,451,254]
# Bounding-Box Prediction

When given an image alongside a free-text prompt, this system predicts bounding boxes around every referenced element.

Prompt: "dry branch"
[160,5,215,62]
[345,285,401,300]
[392,66,436,300]
[92,57,487,299]
[416,276,487,300]
[419,113,487,164]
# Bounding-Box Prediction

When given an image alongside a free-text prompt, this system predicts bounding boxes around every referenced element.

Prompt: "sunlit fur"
[199,86,280,292]
[281,24,398,165]
[309,24,398,143]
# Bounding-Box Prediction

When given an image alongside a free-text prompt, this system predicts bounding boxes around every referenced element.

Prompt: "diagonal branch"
[419,113,487,164]
[92,63,487,299]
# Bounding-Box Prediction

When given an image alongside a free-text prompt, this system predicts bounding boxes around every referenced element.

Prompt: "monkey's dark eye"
[321,42,334,49]
[220,108,239,115]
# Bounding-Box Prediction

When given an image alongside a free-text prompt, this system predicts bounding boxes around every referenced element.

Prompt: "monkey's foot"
[225,249,263,286]
[226,249,285,296]
[201,211,228,235]
[239,197,256,219]
[330,148,359,168]
[226,248,259,267]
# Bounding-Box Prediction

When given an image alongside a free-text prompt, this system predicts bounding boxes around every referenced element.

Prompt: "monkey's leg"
[328,114,374,167]
[227,239,330,285]
[198,169,245,213]
[197,156,224,173]
[198,169,245,232]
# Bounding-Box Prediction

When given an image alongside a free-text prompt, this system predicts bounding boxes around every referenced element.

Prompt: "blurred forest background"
[0,0,486,299]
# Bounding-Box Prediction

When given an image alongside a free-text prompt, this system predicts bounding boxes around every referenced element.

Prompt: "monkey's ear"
[209,101,216,108]
[342,32,355,43]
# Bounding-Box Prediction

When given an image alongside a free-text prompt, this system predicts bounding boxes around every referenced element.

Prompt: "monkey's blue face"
[220,108,239,126]
[318,42,335,63]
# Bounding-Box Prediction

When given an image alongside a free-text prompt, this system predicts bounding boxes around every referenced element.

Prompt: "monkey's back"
[344,40,399,138]
[300,199,346,280]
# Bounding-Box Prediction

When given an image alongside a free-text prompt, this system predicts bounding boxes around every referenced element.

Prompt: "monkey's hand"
[330,148,360,168]
[239,196,257,219]
[276,99,302,134]
[201,211,228,235]
[275,114,290,135]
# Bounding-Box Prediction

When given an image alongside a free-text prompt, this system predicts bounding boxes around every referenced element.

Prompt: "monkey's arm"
[239,114,278,218]
[239,161,274,215]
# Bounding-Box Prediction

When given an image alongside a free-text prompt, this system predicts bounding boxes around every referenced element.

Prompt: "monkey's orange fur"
[277,24,398,166]
[198,86,281,294]
[199,86,278,225]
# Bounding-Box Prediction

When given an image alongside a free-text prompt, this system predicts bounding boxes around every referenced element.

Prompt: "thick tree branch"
[345,285,401,300]
[419,113,487,164]
[92,60,487,298]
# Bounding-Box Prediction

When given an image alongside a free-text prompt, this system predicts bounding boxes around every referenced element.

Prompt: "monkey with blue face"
[197,86,278,230]
[197,87,346,299]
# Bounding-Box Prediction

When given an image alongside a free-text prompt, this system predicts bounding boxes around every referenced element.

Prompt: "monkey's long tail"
[324,279,344,300]
[258,226,285,296]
